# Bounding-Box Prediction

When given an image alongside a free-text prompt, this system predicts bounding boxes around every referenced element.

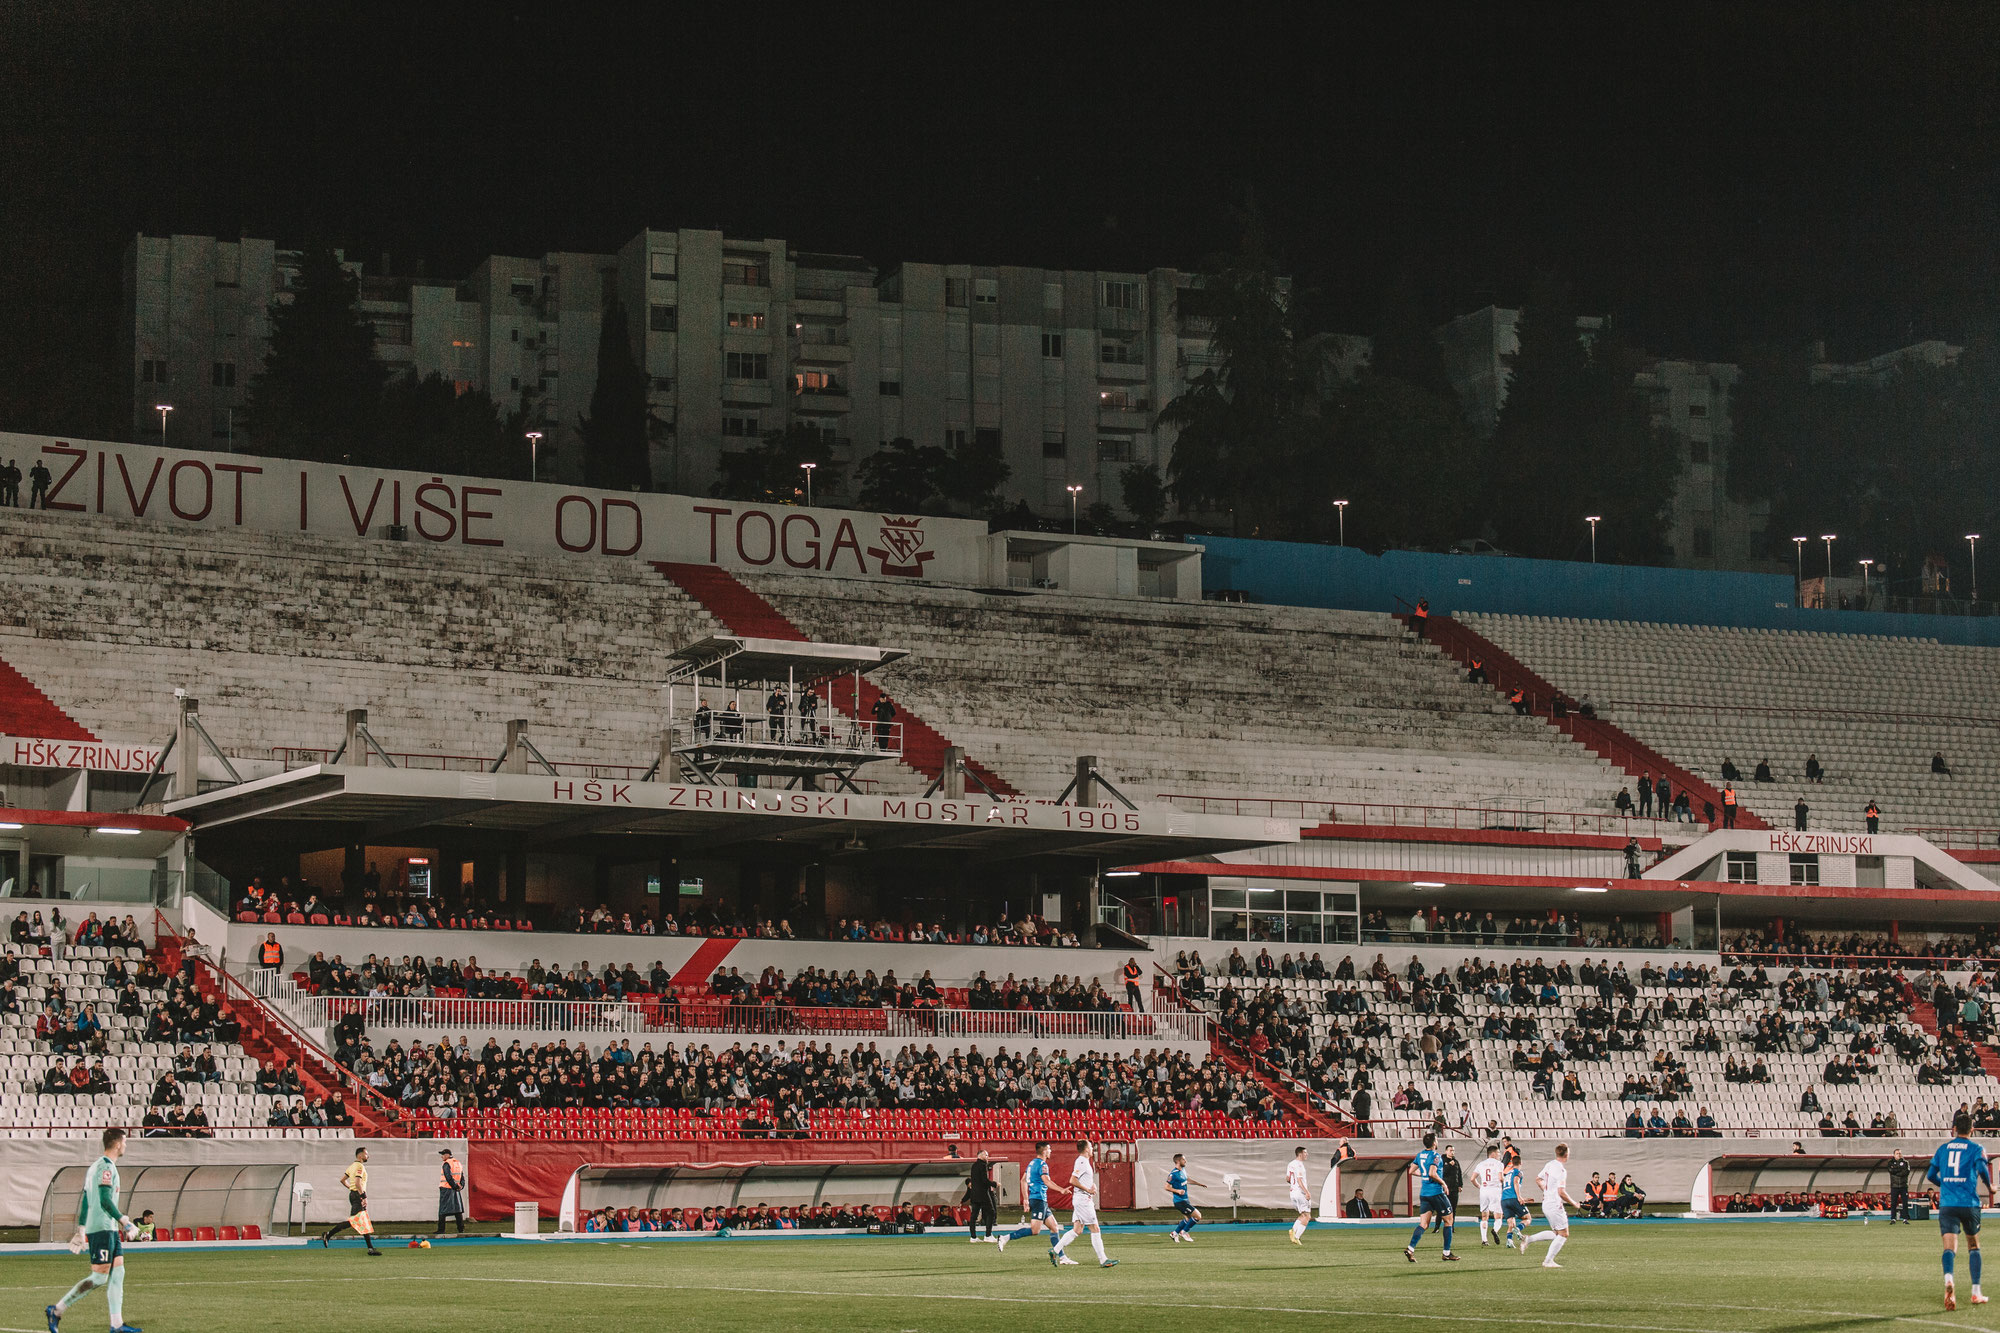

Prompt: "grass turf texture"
[6,1223,1992,1332]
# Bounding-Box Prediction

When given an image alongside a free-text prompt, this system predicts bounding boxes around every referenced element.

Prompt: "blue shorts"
[1940,1206,1983,1236]
[85,1230,121,1265]
[1175,1200,1196,1217]
[1502,1199,1530,1222]
[1419,1191,1450,1216]
[1027,1199,1051,1221]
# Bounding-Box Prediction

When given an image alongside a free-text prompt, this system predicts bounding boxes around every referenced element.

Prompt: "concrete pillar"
[657,727,674,783]
[503,721,530,775]
[1074,755,1098,807]
[345,709,369,766]
[941,746,966,800]
[1084,865,1101,949]
[174,696,201,801]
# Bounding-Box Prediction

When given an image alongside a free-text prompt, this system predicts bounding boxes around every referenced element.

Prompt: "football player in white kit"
[1050,1140,1118,1269]
[1522,1142,1576,1268]
[1285,1145,1314,1244]
[1470,1143,1506,1245]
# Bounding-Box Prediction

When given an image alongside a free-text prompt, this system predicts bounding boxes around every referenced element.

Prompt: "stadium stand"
[1461,613,2000,831]
[736,570,1627,807]
[0,942,353,1140]
[1179,951,2000,1138]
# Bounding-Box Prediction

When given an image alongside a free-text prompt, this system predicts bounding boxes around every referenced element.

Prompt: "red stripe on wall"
[670,936,739,989]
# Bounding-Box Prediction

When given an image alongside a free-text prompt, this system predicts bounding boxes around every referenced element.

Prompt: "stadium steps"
[651,562,1019,798]
[1406,613,1767,831]
[1910,996,2000,1080]
[183,957,400,1136]
[0,649,95,741]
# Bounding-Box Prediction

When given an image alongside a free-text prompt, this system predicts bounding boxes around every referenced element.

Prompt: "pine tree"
[579,295,651,491]
[242,244,386,463]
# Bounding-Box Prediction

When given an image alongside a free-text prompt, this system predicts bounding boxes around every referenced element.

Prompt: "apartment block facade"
[125,231,1208,517]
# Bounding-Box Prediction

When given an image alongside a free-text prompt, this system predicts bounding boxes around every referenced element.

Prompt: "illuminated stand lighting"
[525,431,542,482]
[1067,483,1083,534]
[800,461,816,506]
[1585,515,1601,564]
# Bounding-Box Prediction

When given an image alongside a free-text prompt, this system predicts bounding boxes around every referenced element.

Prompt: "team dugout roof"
[163,765,1298,863]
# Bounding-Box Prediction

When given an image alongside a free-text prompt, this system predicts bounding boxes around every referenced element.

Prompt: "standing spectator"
[1120,958,1144,1012]
[1721,787,1739,828]
[1637,773,1654,818]
[871,694,897,748]
[1794,797,1809,832]
[0,459,17,506]
[27,459,53,508]
[1656,776,1673,821]
[1411,598,1430,640]
[1865,801,1881,835]
[1624,839,1643,878]
[765,686,789,742]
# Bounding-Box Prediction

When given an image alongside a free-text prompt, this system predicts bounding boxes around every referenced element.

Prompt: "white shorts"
[1071,1199,1099,1228]
[1542,1202,1568,1230]
[1479,1188,1502,1213]
[1290,1190,1313,1212]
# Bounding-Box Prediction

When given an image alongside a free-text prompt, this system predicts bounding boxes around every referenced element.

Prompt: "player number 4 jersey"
[1930,1137,1991,1209]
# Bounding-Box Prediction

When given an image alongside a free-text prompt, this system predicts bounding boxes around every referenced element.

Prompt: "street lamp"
[1066,483,1084,534]
[155,404,172,444]
[800,461,816,506]
[1858,558,1873,604]
[525,431,542,482]
[1821,534,1837,587]
[1333,498,1348,547]
[1970,534,1982,603]
[1585,515,1602,564]
[1792,536,1807,597]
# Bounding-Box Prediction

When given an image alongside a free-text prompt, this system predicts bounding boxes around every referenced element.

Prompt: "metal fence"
[246,972,1207,1043]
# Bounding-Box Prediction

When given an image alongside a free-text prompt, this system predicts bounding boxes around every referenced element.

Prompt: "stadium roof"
[163,765,1296,865]
[665,636,909,688]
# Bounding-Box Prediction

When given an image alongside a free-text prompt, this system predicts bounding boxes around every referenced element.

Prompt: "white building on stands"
[125,231,1226,522]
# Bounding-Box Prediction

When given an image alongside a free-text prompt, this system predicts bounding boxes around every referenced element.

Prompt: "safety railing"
[1156,794,1639,837]
[670,710,901,756]
[272,747,653,780]
[1603,698,2000,733]
[1903,828,2000,851]
[239,983,1198,1043]
[1718,950,2000,972]
[884,1008,1208,1042]
[1346,1114,1957,1140]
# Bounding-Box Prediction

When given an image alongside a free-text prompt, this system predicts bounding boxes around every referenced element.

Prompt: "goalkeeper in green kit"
[47,1127,142,1333]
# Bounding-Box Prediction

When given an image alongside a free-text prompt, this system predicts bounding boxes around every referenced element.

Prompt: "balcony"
[795,389,852,413]
[1096,358,1146,382]
[1096,307,1144,333]
[792,330,852,364]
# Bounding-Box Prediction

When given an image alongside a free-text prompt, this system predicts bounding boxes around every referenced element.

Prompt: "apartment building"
[125,230,1208,515]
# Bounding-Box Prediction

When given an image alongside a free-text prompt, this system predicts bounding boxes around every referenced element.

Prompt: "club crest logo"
[867,516,934,578]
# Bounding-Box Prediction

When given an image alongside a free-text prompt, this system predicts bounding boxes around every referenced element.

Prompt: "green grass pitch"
[5,1222,1992,1333]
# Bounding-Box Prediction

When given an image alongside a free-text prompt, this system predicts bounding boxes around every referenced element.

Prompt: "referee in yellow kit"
[319,1147,381,1255]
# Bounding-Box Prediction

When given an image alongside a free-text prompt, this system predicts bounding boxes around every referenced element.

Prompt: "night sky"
[3,2,1998,376]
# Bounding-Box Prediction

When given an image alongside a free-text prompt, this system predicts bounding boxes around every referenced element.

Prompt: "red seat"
[195,1226,217,1241]
[218,1226,239,1240]
[241,1224,261,1240]
[172,1227,194,1242]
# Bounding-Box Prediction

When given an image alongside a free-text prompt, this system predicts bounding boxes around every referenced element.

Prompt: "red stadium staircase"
[652,562,1018,797]
[1910,994,2000,1080]
[1406,612,1767,831]
[0,651,94,740]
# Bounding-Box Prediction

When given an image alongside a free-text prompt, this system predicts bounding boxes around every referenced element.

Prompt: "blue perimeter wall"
[1199,537,2000,647]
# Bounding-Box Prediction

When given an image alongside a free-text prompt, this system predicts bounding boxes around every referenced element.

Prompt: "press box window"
[1725,851,1758,884]
[1788,854,1820,886]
